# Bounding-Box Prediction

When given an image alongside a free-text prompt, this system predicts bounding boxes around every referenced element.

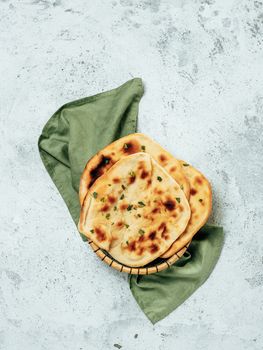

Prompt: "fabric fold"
[130,225,224,324]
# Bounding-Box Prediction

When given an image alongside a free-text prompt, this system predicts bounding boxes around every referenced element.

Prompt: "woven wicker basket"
[87,239,190,275]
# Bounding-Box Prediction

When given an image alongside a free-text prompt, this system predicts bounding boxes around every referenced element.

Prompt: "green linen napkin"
[38,78,224,324]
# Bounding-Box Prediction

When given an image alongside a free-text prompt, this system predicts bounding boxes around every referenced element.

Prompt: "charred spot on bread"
[153,188,163,195]
[163,199,176,211]
[158,222,166,231]
[160,223,167,237]
[101,204,110,212]
[195,176,203,185]
[128,175,136,184]
[149,243,159,254]
[89,156,111,187]
[138,247,145,255]
[108,195,116,204]
[149,231,156,240]
[138,235,145,242]
[120,203,128,211]
[190,188,197,195]
[140,170,149,179]
[95,227,106,242]
[159,154,167,163]
[152,207,160,214]
[128,241,136,251]
[116,221,123,228]
[178,204,184,212]
[122,141,140,154]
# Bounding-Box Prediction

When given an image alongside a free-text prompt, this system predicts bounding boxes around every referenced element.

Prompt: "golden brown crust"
[161,160,212,258]
[78,153,191,267]
[79,133,190,205]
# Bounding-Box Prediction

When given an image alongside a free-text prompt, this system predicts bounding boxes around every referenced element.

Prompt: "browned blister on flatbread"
[79,133,190,205]
[161,161,212,258]
[78,153,191,267]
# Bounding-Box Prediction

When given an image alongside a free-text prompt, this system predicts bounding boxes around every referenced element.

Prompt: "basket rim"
[87,239,191,275]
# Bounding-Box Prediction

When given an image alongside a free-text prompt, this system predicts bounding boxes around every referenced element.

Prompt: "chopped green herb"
[122,184,126,190]
[104,158,110,164]
[137,214,141,218]
[138,201,145,207]
[108,184,112,187]
[139,229,145,235]
[92,192,98,199]
[129,171,136,178]
[114,206,117,211]
[157,176,162,182]
[106,213,110,220]
[183,163,189,167]
[176,197,181,203]
[180,184,184,190]
[125,224,129,228]
[123,143,129,149]
[111,222,114,225]
[120,194,124,200]
[126,241,129,245]
[199,198,203,202]
[90,229,94,234]
[127,204,133,211]
[100,197,105,202]
[141,145,146,151]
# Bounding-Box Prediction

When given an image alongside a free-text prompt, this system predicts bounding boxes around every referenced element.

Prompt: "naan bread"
[78,153,191,267]
[161,160,212,258]
[79,133,190,205]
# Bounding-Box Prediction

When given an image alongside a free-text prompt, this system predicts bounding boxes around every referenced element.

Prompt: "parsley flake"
[183,163,189,167]
[106,213,110,220]
[129,171,136,178]
[141,145,146,151]
[100,197,105,202]
[122,184,126,190]
[125,224,129,228]
[114,206,117,211]
[126,241,129,245]
[139,229,145,235]
[92,192,98,199]
[127,204,133,211]
[176,197,181,203]
[120,194,124,200]
[199,198,203,202]
[180,184,184,190]
[157,176,162,182]
[90,229,94,234]
[138,201,145,207]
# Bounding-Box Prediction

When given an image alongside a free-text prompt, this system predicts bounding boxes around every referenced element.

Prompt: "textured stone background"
[0,0,263,349]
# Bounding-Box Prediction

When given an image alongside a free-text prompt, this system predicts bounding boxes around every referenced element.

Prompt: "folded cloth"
[38,78,224,323]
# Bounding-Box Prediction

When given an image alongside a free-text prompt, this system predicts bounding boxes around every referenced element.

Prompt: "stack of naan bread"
[78,134,212,267]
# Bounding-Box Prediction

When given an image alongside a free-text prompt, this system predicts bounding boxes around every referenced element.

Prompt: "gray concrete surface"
[0,0,263,349]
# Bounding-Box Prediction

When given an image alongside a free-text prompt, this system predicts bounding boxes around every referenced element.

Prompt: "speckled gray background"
[0,0,263,349]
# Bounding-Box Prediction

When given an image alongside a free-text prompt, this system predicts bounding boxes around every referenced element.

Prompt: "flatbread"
[78,153,191,267]
[79,133,190,205]
[161,160,212,258]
